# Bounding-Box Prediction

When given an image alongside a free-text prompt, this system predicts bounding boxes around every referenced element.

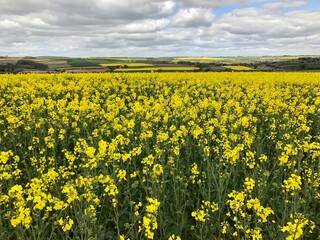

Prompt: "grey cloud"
[0,0,176,27]
[262,0,308,11]
[219,8,320,39]
[0,0,319,56]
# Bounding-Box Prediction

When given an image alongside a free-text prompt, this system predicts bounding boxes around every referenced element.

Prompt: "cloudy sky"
[0,0,319,57]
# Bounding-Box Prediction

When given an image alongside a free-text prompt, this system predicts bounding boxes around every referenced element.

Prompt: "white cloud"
[119,19,170,33]
[172,8,214,27]
[0,19,20,29]
[218,6,320,38]
[263,0,308,11]
[0,0,319,56]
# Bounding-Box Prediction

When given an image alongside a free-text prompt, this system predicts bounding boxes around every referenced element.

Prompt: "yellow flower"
[190,163,200,184]
[168,234,181,240]
[119,235,130,240]
[146,198,160,213]
[221,221,228,234]
[227,190,245,213]
[141,214,158,239]
[281,218,309,240]
[58,216,74,232]
[117,169,127,181]
[62,184,79,203]
[10,207,32,229]
[85,146,96,158]
[112,198,118,208]
[142,155,155,166]
[191,210,206,222]
[130,171,137,178]
[259,154,268,162]
[48,127,55,135]
[246,198,273,222]
[251,228,262,240]
[191,163,200,175]
[105,183,119,196]
[127,120,135,129]
[282,174,302,192]
[192,200,218,223]
[244,177,255,192]
[153,164,163,176]
[98,139,107,157]
[33,195,46,210]
[0,194,9,205]
[53,200,67,210]
[8,184,23,197]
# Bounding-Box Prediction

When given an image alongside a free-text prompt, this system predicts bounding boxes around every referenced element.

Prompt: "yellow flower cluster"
[226,177,274,237]
[168,234,181,240]
[0,72,320,239]
[191,200,219,222]
[246,198,274,223]
[139,198,161,239]
[281,214,315,240]
[244,177,255,192]
[282,173,302,192]
[58,216,74,232]
[8,185,32,229]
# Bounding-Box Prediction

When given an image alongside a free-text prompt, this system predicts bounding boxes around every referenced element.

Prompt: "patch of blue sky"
[214,2,265,17]
[301,0,320,10]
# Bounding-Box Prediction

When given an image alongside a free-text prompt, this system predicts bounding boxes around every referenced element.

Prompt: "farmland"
[173,57,229,63]
[223,66,256,71]
[114,67,199,72]
[100,63,155,67]
[1,56,320,73]
[1,72,320,239]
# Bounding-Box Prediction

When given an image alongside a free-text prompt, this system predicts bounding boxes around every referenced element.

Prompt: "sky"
[0,0,319,57]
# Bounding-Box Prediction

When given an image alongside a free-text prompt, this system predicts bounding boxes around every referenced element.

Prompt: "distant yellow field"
[223,65,256,71]
[279,56,300,60]
[114,66,199,72]
[100,63,154,67]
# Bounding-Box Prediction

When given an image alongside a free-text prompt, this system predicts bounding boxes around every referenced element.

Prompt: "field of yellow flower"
[0,72,320,239]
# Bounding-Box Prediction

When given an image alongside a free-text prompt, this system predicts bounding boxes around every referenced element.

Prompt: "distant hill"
[1,56,320,73]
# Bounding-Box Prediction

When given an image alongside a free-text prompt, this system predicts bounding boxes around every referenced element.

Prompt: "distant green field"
[1,56,319,73]
[100,63,154,67]
[114,67,199,72]
[174,57,229,61]
[67,58,134,67]
[173,57,230,63]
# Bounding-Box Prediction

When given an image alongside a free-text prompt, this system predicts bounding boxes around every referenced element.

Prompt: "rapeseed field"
[0,72,320,239]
